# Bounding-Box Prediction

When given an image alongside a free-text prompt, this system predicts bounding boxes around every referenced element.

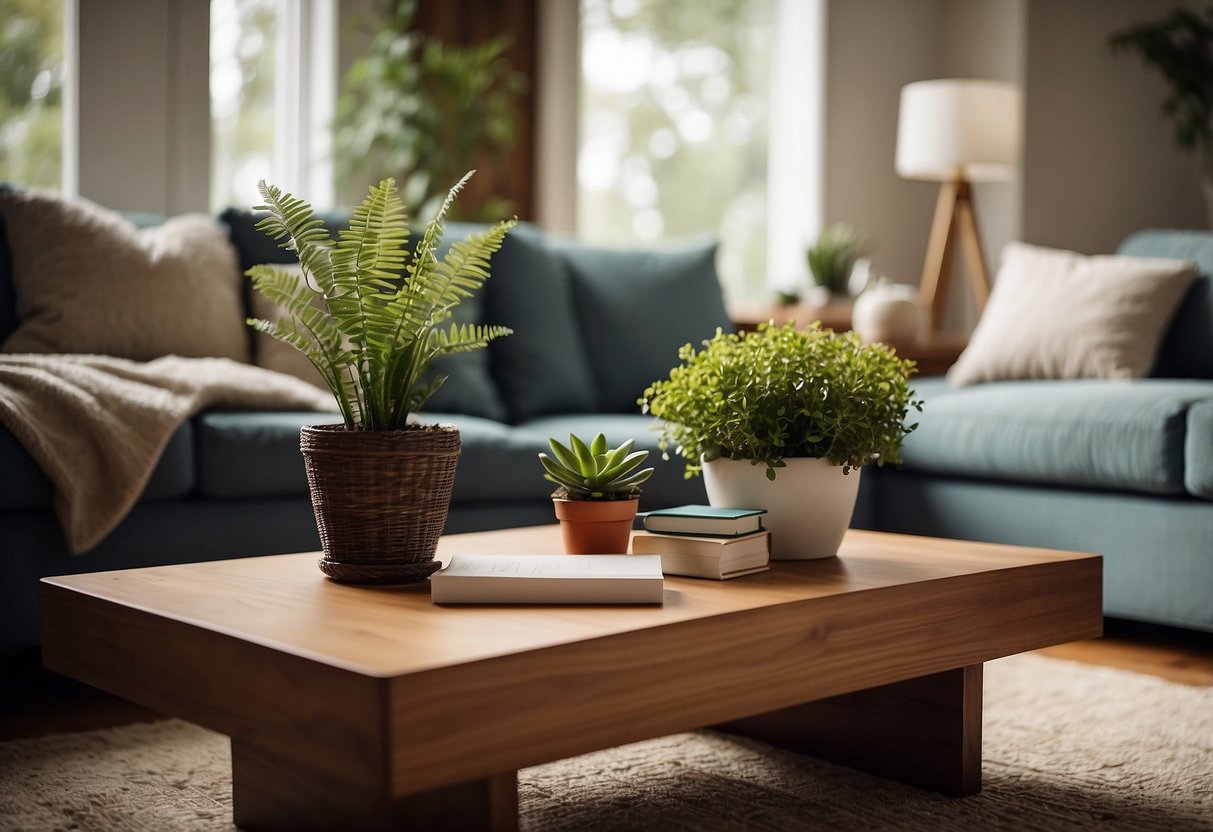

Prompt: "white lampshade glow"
[896,79,1022,182]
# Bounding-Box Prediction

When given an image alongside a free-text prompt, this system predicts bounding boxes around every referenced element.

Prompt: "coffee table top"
[41,524,1102,798]
[42,525,1099,679]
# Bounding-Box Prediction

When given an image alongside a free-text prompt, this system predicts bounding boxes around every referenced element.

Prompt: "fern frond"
[254,181,336,294]
[430,322,514,354]
[407,170,475,285]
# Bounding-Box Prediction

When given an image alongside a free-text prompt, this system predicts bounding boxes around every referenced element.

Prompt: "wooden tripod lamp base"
[917,176,992,336]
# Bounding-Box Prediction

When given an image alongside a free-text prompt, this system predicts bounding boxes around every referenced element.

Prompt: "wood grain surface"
[40,525,1102,803]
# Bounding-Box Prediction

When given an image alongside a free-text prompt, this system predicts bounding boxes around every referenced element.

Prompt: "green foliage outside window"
[334,0,526,222]
[0,0,64,190]
[1109,8,1213,157]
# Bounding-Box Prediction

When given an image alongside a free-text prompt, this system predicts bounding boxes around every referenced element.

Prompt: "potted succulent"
[248,172,515,583]
[539,432,654,554]
[641,321,921,559]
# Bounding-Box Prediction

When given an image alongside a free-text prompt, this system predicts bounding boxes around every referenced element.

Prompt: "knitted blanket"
[0,354,335,554]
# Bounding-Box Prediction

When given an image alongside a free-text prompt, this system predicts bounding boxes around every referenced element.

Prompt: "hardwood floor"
[3,618,1210,743]
[1035,618,1213,687]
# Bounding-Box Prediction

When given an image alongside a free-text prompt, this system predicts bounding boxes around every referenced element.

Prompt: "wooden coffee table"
[40,526,1101,831]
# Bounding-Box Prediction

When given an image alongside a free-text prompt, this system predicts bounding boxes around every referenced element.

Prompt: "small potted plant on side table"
[539,432,654,554]
[641,321,922,560]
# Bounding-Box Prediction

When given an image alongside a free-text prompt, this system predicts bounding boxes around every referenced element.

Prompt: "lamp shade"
[895,79,1022,182]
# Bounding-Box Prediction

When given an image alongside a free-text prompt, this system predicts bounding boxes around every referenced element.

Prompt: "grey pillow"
[560,237,731,413]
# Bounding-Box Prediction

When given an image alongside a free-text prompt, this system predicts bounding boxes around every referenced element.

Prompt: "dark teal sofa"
[0,207,727,652]
[855,230,1213,634]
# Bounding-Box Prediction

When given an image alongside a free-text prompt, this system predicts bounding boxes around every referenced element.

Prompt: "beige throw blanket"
[0,354,336,554]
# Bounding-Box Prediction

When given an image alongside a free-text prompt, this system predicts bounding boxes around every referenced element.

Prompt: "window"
[576,0,821,301]
[0,0,72,192]
[210,0,335,211]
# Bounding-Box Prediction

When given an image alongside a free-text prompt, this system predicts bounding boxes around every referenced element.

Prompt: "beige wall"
[825,0,944,288]
[77,0,209,215]
[825,0,1024,331]
[1021,0,1206,254]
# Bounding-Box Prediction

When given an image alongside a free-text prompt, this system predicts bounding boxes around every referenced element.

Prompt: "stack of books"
[631,505,770,580]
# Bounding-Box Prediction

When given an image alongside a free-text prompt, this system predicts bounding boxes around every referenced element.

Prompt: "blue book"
[642,504,766,537]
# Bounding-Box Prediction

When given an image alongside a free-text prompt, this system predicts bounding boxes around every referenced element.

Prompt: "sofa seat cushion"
[0,422,195,510]
[518,413,709,509]
[1184,400,1213,501]
[194,410,552,504]
[901,377,1213,495]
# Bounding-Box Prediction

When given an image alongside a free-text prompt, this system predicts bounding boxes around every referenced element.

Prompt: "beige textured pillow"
[248,263,328,390]
[948,242,1196,386]
[0,189,249,362]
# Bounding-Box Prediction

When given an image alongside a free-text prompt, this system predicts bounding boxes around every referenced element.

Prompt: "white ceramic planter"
[702,456,861,559]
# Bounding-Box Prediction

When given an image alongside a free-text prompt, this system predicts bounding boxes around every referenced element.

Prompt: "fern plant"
[246,172,515,431]
[539,433,654,500]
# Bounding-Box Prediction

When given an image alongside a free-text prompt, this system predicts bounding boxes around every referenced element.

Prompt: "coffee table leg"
[230,741,518,831]
[715,664,982,796]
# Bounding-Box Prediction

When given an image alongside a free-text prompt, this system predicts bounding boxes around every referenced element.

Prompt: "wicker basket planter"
[300,423,461,584]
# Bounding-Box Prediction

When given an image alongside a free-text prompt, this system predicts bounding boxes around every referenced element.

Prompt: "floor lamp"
[896,79,1022,335]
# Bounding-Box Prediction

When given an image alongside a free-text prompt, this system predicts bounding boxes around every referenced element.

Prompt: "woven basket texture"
[300,423,461,583]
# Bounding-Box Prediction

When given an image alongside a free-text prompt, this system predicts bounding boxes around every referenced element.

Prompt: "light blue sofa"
[856,230,1213,634]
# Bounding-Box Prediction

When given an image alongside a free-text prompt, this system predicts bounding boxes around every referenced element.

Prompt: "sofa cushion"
[518,413,710,509]
[0,422,195,510]
[193,410,337,498]
[482,226,599,421]
[223,209,508,422]
[1117,229,1213,380]
[193,409,549,503]
[560,238,732,413]
[0,189,249,361]
[948,242,1196,387]
[901,377,1213,495]
[1184,400,1213,501]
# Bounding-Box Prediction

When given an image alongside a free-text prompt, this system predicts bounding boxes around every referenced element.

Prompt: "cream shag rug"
[1,655,1210,831]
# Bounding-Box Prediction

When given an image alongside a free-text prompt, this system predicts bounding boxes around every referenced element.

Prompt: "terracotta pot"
[300,423,460,583]
[552,497,639,554]
[702,456,860,560]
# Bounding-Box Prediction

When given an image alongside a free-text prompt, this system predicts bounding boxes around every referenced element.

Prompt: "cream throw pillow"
[947,242,1196,386]
[0,189,249,362]
[248,263,328,390]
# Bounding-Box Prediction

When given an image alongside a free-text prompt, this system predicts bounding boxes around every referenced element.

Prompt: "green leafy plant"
[806,224,869,295]
[246,172,515,431]
[539,433,654,500]
[641,322,922,479]
[1109,8,1213,156]
[335,0,526,221]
